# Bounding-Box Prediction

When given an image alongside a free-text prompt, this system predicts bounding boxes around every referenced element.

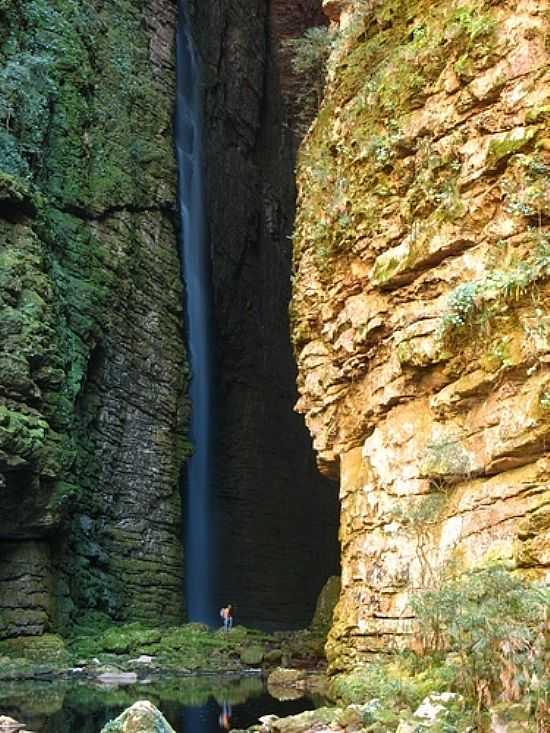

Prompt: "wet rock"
[96,671,138,685]
[100,700,175,733]
[267,668,305,688]
[268,668,329,702]
[267,667,306,699]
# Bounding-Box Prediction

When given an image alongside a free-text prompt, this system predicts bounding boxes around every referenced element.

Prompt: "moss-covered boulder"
[101,700,175,733]
[240,645,264,666]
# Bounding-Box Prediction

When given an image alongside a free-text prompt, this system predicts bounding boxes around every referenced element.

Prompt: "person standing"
[220,604,234,632]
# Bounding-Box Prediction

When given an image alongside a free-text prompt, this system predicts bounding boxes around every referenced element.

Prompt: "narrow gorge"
[0,0,549,730]
[0,0,339,637]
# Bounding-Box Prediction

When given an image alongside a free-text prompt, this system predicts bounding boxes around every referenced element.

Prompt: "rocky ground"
[0,623,328,684]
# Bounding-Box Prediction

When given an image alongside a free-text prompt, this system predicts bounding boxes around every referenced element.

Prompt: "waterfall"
[175,0,216,625]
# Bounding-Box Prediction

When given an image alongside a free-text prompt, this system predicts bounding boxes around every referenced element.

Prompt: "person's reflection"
[218,700,232,730]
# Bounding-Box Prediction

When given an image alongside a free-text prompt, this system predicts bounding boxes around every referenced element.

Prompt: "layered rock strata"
[291,0,550,668]
[0,0,188,635]
[190,0,340,627]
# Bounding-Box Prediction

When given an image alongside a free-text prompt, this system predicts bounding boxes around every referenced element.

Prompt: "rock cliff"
[291,0,550,669]
[0,0,188,635]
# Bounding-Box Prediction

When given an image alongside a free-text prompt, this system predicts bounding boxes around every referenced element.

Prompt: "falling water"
[175,0,215,624]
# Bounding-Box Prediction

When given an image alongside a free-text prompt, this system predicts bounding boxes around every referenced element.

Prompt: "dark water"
[0,674,320,733]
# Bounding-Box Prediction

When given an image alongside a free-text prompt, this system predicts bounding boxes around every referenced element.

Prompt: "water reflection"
[0,674,317,733]
[217,700,232,730]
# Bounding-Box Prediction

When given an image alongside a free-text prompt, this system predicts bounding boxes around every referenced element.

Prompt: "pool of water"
[0,674,321,733]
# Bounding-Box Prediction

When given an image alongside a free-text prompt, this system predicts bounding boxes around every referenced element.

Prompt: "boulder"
[100,701,175,733]
[260,707,340,733]
[396,693,464,733]
[239,645,264,666]
[264,648,283,664]
[267,668,305,688]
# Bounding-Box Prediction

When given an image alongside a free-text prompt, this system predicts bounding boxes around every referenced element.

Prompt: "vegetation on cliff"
[289,0,549,727]
[0,0,189,637]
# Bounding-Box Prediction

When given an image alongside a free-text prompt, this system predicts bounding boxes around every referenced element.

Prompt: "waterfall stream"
[175,0,215,624]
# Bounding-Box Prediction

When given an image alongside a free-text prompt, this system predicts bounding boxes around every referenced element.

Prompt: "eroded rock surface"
[291,0,550,669]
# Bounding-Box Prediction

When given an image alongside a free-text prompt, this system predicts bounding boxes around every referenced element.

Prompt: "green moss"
[329,659,457,710]
[486,127,538,171]
[419,437,471,478]
[294,0,502,267]
[0,633,68,663]
[0,170,31,202]
[371,250,404,287]
[0,0,190,633]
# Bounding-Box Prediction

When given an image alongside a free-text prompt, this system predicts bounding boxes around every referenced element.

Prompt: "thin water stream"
[175,0,216,624]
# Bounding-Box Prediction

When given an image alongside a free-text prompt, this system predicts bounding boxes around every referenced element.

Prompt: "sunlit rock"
[291,0,550,671]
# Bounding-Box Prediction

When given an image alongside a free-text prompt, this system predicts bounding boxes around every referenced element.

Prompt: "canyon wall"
[190,0,340,628]
[291,0,550,668]
[0,0,340,636]
[0,0,188,635]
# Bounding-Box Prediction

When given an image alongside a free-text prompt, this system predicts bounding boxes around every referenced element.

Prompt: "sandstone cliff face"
[291,0,550,669]
[0,0,188,635]
[190,0,340,627]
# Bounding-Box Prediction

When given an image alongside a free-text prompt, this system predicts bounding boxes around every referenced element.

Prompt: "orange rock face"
[291,0,550,670]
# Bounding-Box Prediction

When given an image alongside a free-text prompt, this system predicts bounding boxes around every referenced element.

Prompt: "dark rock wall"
[190,0,340,628]
[0,0,340,636]
[0,0,188,635]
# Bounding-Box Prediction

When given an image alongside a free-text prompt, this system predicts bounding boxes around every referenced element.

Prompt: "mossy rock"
[485,127,538,171]
[101,629,132,654]
[264,648,283,664]
[0,634,68,664]
[239,645,264,666]
[101,700,175,733]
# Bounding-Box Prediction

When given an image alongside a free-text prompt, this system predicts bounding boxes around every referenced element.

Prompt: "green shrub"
[285,26,334,77]
[439,240,550,338]
[284,26,335,112]
[329,658,458,711]
[410,565,549,710]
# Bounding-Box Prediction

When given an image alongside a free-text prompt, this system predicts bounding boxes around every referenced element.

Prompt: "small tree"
[283,26,335,112]
[410,565,549,713]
